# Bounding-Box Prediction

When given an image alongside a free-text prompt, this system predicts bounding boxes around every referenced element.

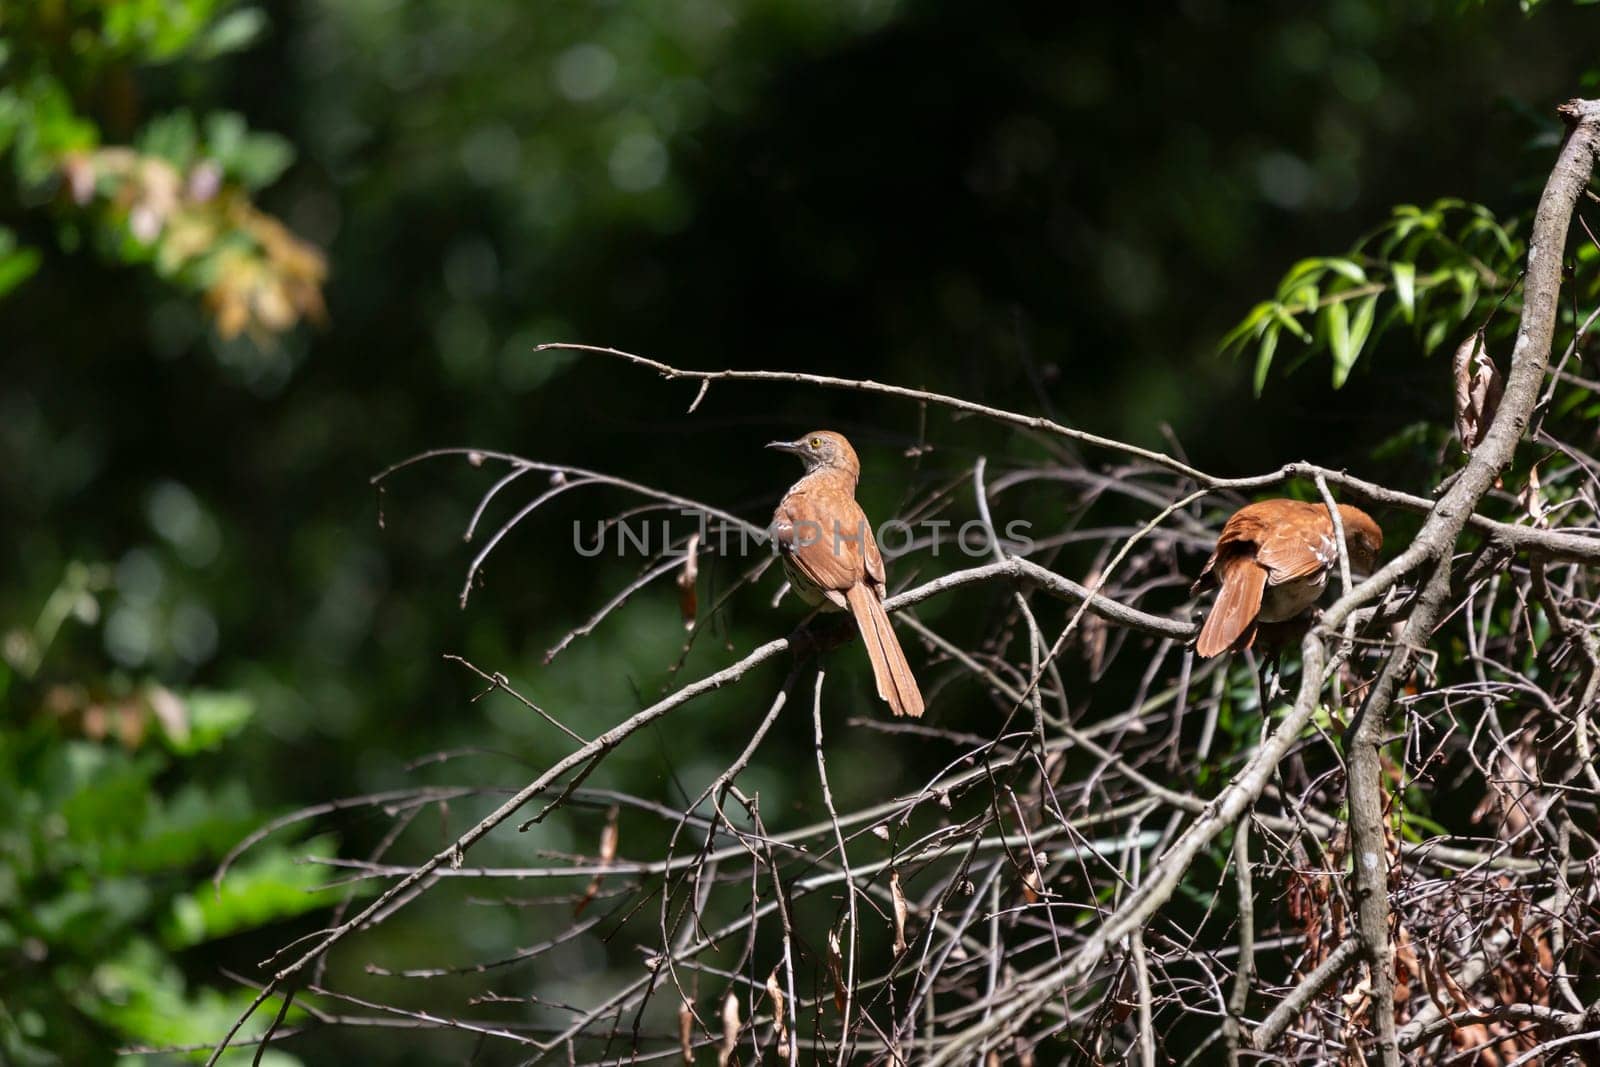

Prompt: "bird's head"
[766,430,861,480]
[1337,505,1384,576]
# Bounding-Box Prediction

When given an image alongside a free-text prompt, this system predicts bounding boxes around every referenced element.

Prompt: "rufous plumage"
[767,431,924,717]
[1194,499,1382,658]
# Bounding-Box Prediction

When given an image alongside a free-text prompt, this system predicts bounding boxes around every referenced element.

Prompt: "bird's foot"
[787,616,855,661]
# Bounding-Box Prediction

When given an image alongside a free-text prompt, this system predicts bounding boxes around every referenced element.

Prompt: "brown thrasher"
[1193,499,1382,658]
[767,431,925,718]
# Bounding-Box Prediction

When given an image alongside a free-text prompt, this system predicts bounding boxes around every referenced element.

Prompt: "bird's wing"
[1194,505,1270,591]
[773,489,868,594]
[1254,507,1335,585]
[861,517,887,591]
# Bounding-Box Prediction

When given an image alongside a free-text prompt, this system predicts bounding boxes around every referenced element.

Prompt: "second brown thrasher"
[1193,499,1383,658]
[767,431,925,718]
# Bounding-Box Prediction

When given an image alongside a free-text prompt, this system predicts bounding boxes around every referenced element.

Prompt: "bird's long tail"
[845,584,925,718]
[1195,559,1267,658]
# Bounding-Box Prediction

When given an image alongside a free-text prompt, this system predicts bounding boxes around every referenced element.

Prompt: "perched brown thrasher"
[767,431,925,718]
[1193,499,1383,658]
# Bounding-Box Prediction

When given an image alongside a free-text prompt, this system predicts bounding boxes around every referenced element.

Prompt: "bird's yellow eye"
[809,436,822,448]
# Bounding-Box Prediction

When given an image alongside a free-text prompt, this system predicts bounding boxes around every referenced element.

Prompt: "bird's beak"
[765,439,805,455]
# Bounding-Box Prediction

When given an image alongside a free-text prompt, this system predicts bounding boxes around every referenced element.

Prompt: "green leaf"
[1327,301,1352,387]
[1392,262,1416,322]
[1454,268,1479,320]
[0,243,41,298]
[1219,301,1274,354]
[138,110,199,167]
[204,110,248,161]
[1277,258,1328,300]
[1399,813,1450,841]
[1325,258,1367,284]
[162,836,351,948]
[1556,388,1588,418]
[195,7,269,60]
[206,112,294,189]
[232,131,293,189]
[1370,421,1434,462]
[1285,283,1318,314]
[102,0,230,63]
[1253,322,1281,396]
[1348,293,1377,359]
[1272,304,1312,342]
[170,690,255,754]
[1329,294,1378,388]
[0,88,21,156]
[101,781,254,873]
[1423,316,1450,355]
[14,75,98,184]
[84,938,307,1058]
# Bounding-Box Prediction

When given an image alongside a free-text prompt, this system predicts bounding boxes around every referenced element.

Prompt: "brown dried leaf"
[1521,463,1547,528]
[1437,955,1474,1015]
[598,807,619,864]
[826,924,848,1014]
[1419,946,1458,1027]
[1076,565,1110,676]
[678,998,694,1064]
[81,702,109,740]
[677,532,701,630]
[1454,330,1505,454]
[765,967,789,1059]
[1450,1023,1500,1065]
[717,991,740,1067]
[1286,869,1311,928]
[574,805,621,917]
[114,700,149,749]
[1109,966,1136,1025]
[890,867,909,954]
[1020,859,1043,905]
[1393,923,1419,1004]
[1472,745,1535,839]
[1532,929,1555,978]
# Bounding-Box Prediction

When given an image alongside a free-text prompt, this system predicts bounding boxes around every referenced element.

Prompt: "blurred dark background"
[3,0,1596,1061]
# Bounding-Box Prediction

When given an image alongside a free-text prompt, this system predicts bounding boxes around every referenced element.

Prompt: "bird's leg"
[811,615,859,654]
[1263,657,1285,702]
[787,607,855,662]
[1256,615,1314,700]
[1242,645,1283,703]
[1239,646,1272,713]
[786,605,825,661]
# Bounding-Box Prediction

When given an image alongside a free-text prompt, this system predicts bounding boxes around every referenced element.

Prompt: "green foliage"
[3,0,262,68]
[1500,0,1600,12]
[1223,200,1527,393]
[1,0,1597,1060]
[136,110,294,193]
[164,836,346,949]
[0,225,41,297]
[85,941,301,1067]
[0,2,323,338]
[0,573,343,1064]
